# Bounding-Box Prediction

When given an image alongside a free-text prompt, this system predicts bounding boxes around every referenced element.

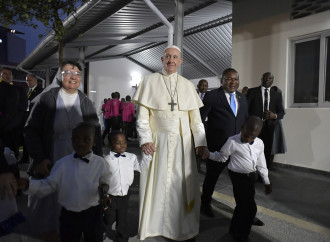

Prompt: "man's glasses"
[61,70,81,77]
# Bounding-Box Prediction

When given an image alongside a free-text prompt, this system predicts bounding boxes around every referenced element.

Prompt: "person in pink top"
[121,95,135,139]
[102,93,115,144]
[108,92,121,131]
[101,98,109,132]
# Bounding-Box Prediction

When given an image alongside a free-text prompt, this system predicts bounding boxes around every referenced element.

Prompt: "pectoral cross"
[168,98,177,111]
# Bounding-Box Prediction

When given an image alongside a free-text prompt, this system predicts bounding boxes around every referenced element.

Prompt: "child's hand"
[16,178,29,191]
[98,184,111,209]
[264,184,272,195]
[99,195,111,210]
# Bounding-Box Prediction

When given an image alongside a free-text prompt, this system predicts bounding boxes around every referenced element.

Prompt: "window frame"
[289,31,330,108]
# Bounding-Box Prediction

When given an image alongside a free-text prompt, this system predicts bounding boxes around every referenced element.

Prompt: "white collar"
[161,68,177,78]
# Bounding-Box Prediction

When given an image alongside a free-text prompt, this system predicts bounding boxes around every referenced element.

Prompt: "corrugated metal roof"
[18,0,232,79]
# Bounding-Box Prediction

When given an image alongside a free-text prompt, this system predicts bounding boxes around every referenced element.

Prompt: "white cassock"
[133,71,207,241]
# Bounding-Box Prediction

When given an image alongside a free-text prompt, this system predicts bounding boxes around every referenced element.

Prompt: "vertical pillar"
[174,0,184,75]
[45,66,51,87]
[79,47,86,93]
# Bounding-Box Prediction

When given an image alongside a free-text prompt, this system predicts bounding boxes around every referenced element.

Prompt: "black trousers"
[228,169,257,240]
[60,205,104,242]
[259,121,275,168]
[201,159,228,205]
[103,194,129,242]
[102,119,112,141]
[110,116,121,131]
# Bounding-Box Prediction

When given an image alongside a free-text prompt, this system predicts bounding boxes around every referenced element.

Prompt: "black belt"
[229,169,258,181]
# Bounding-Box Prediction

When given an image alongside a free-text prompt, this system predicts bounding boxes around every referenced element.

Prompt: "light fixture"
[130,72,141,87]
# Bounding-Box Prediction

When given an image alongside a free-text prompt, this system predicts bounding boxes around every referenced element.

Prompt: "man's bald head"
[26,74,38,88]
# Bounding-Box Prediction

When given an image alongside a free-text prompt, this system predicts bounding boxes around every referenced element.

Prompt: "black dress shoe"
[252,217,264,226]
[200,204,215,217]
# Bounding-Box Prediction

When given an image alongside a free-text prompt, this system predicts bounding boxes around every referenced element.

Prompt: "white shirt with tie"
[26,152,111,212]
[105,151,141,196]
[224,91,239,116]
[261,86,270,112]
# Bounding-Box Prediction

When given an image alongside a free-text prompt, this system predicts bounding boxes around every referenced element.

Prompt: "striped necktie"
[27,88,33,98]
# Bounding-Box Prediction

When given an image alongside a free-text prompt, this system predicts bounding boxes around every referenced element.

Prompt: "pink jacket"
[121,102,135,122]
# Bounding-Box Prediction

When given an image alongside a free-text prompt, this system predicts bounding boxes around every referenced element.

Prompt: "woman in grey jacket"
[24,60,102,242]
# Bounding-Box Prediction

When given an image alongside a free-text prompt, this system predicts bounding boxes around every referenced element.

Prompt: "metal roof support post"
[45,66,51,87]
[79,47,86,93]
[143,0,173,46]
[174,0,184,75]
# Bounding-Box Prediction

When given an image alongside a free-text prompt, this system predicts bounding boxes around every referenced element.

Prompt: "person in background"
[197,79,208,101]
[19,74,44,164]
[133,45,207,241]
[242,86,248,96]
[102,94,114,144]
[101,98,108,132]
[204,116,272,242]
[196,79,209,172]
[109,92,122,131]
[0,67,27,159]
[121,95,135,139]
[246,72,285,169]
[24,60,102,242]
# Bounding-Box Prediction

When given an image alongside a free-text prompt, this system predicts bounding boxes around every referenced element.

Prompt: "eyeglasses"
[61,70,81,77]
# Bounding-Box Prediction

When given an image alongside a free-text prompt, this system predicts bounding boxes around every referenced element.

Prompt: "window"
[291,31,330,107]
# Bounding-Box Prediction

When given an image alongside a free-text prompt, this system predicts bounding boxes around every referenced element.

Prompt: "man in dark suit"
[197,79,208,101]
[0,67,27,159]
[246,72,285,169]
[19,74,43,163]
[196,79,209,172]
[200,68,248,217]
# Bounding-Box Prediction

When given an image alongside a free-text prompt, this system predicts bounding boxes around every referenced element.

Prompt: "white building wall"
[88,58,151,124]
[232,0,330,171]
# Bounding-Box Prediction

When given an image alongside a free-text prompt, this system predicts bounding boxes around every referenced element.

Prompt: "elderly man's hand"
[34,159,52,177]
[0,173,17,200]
[141,142,156,155]
[196,146,209,160]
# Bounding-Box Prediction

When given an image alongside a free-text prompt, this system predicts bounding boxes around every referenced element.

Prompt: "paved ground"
[1,139,330,242]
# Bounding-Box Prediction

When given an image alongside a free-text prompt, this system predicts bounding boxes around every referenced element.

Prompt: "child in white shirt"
[204,116,272,242]
[17,122,110,242]
[104,131,141,242]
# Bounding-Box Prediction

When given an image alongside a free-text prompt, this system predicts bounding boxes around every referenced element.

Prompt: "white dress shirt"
[261,86,270,112]
[26,152,110,212]
[105,151,141,196]
[209,133,270,184]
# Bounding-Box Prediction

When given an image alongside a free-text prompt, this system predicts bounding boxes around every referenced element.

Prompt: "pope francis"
[133,45,208,241]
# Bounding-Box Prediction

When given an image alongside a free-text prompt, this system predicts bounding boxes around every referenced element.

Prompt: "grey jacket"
[24,87,102,176]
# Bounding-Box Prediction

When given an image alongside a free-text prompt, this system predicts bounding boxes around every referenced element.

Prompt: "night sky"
[10,20,48,57]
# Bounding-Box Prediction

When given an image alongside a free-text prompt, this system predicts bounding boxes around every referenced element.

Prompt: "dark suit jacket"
[246,86,285,121]
[200,87,248,152]
[246,86,286,155]
[27,85,43,111]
